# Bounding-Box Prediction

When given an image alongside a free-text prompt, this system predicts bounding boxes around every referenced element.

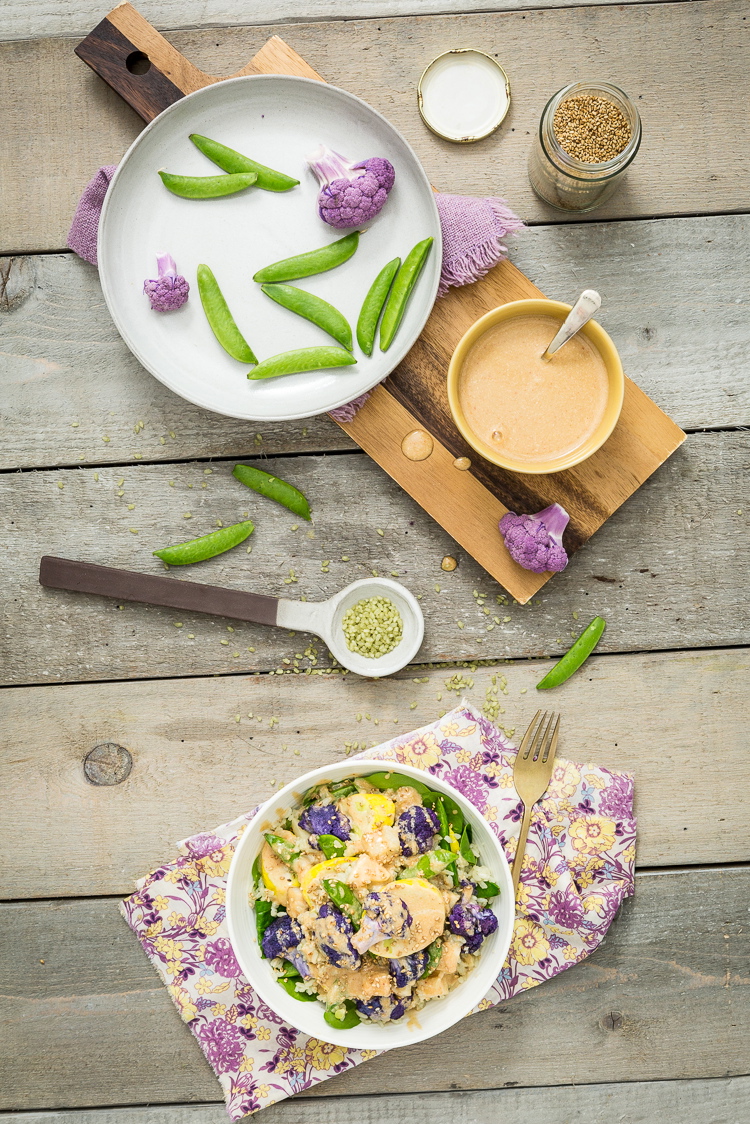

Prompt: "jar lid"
[418,49,511,143]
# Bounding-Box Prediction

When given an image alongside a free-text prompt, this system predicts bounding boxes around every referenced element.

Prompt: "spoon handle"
[39,555,280,626]
[542,289,601,360]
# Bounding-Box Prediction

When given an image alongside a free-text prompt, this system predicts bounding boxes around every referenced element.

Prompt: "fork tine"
[541,713,561,764]
[528,711,549,761]
[519,710,544,759]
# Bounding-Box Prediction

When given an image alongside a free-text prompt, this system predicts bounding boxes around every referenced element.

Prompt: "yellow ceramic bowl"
[447,299,625,474]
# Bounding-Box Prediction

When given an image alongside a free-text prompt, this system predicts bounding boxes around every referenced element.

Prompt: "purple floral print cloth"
[121,702,636,1118]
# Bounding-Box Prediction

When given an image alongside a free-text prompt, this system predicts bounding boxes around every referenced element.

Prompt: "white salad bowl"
[226,758,514,1050]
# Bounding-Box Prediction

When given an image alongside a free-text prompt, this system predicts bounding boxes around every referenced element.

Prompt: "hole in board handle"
[126,51,151,75]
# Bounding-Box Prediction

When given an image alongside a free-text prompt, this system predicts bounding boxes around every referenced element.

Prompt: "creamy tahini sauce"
[458,315,609,463]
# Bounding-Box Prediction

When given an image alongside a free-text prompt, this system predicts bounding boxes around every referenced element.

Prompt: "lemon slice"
[339,792,395,833]
[260,841,298,905]
[299,856,354,905]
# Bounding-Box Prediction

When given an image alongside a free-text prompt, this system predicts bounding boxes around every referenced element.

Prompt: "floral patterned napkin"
[121,702,636,1118]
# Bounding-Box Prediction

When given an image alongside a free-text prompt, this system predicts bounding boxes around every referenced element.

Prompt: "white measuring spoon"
[39,557,424,678]
[541,289,602,360]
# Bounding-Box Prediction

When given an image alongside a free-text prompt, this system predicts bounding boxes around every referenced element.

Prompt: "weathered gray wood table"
[1,1,749,1121]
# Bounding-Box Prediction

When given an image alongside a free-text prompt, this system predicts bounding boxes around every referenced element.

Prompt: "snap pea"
[279,977,319,1002]
[256,900,273,954]
[252,854,262,888]
[276,963,301,980]
[475,880,500,902]
[264,832,300,865]
[421,939,443,978]
[356,257,400,356]
[398,847,456,880]
[322,879,363,928]
[233,463,311,521]
[365,771,433,799]
[158,170,257,198]
[302,780,359,806]
[247,346,356,381]
[152,519,254,566]
[189,133,300,192]
[379,236,434,351]
[536,616,607,689]
[261,284,353,350]
[433,795,450,841]
[318,834,347,860]
[253,231,360,284]
[459,824,475,864]
[197,264,257,363]
[324,1001,361,1029]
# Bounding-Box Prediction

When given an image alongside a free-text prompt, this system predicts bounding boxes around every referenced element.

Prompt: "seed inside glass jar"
[553,94,631,163]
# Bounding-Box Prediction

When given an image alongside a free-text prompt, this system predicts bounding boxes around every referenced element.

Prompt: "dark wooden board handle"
[40,555,279,626]
[74,2,207,122]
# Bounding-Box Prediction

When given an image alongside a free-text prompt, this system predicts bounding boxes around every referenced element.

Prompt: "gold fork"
[511,710,561,892]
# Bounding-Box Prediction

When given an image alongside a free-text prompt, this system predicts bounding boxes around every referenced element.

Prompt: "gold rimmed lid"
[417,49,511,143]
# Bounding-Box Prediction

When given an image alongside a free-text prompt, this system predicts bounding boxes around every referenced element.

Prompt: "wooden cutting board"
[75,2,686,604]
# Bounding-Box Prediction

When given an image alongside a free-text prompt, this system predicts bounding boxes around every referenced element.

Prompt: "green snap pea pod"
[152,519,254,566]
[276,963,301,980]
[261,283,353,350]
[475,880,500,902]
[433,795,450,841]
[330,780,360,798]
[264,832,300,865]
[399,847,456,880]
[364,771,433,799]
[233,463,311,521]
[189,133,299,192]
[197,264,257,363]
[322,879,363,928]
[318,834,347,860]
[253,231,360,283]
[459,824,475,864]
[421,939,443,978]
[278,977,319,1001]
[247,346,356,381]
[536,616,607,690]
[379,236,434,352]
[356,257,400,356]
[158,170,257,198]
[256,900,273,954]
[324,1001,361,1030]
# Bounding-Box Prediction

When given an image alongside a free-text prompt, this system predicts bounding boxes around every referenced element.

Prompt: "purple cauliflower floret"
[261,914,310,976]
[447,901,498,953]
[313,902,361,970]
[299,803,351,841]
[351,890,412,954]
[355,995,407,1021]
[306,144,395,228]
[143,252,189,311]
[498,502,570,574]
[389,950,429,988]
[397,804,440,857]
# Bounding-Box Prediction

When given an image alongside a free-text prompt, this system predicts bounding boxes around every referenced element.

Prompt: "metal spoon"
[541,289,601,361]
[39,556,424,678]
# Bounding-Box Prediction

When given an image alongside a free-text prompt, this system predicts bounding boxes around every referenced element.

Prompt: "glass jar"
[528,81,641,212]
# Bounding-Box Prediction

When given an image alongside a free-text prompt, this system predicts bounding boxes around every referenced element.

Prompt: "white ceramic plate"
[98,75,442,421]
[226,759,514,1050]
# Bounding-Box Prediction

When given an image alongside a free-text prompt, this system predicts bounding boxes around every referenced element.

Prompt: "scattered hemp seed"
[434,584,441,593]
[376,528,384,536]
[169,480,175,487]
[553,94,632,163]
[159,436,166,445]
[169,431,176,439]
[134,453,143,459]
[235,715,241,723]
[187,633,195,639]
[520,687,527,694]
[93,473,99,482]
[342,596,403,658]
[129,528,138,534]
[127,504,135,511]
[216,520,224,528]
[102,435,110,443]
[573,610,580,620]
[441,555,458,572]
[71,421,79,428]
[174,622,184,628]
[183,512,192,519]
[220,639,229,646]
[247,646,255,652]
[227,626,234,632]
[57,481,64,489]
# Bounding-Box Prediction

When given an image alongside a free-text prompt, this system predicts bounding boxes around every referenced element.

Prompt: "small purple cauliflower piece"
[299,803,351,841]
[351,890,412,954]
[447,901,498,954]
[498,503,570,574]
[261,914,310,976]
[313,902,361,970]
[306,144,395,228]
[389,950,429,988]
[355,995,407,1021]
[397,804,440,857]
[143,252,190,311]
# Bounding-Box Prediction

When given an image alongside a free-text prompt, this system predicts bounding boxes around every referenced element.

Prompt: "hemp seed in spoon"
[342,596,403,658]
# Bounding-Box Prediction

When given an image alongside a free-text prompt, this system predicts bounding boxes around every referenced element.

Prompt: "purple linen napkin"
[121,701,636,1119]
[68,167,523,419]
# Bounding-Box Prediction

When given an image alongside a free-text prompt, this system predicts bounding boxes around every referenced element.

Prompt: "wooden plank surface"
[4,1075,749,1124]
[2,867,747,1109]
[2,433,748,686]
[0,0,675,44]
[3,213,746,472]
[2,1,749,253]
[0,647,746,900]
